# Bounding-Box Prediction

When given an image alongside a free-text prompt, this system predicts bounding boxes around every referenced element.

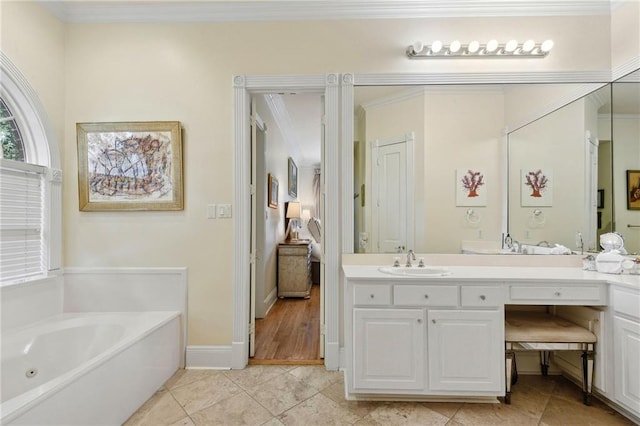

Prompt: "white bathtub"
[1,311,181,425]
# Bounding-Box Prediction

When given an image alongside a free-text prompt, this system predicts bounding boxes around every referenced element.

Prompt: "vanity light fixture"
[406,39,554,59]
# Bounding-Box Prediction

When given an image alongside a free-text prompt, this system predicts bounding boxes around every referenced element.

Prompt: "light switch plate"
[218,203,232,218]
[207,204,217,219]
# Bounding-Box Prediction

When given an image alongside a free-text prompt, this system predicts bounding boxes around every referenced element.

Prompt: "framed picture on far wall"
[288,157,297,198]
[268,173,278,209]
[627,170,640,210]
[76,121,183,211]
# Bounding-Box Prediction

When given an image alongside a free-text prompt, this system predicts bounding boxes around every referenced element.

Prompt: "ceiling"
[39,1,617,23]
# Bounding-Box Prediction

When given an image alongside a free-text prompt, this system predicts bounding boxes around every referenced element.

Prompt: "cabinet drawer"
[612,288,640,319]
[279,244,310,256]
[509,285,602,303]
[354,284,392,305]
[461,286,503,307]
[394,285,458,307]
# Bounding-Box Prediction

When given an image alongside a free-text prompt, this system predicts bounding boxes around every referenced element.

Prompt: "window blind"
[0,159,46,284]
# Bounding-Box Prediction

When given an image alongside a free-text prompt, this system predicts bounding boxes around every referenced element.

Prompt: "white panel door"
[353,308,425,390]
[428,310,503,392]
[372,138,412,253]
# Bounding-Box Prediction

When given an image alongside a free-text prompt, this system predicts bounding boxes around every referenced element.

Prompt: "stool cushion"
[505,312,596,343]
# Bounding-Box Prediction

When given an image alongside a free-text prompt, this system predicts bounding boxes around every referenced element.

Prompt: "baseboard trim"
[186,345,232,369]
[263,287,278,317]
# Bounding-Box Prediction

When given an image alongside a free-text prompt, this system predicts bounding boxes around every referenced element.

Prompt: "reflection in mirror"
[354,85,505,254]
[508,85,612,253]
[612,69,640,254]
[353,83,613,254]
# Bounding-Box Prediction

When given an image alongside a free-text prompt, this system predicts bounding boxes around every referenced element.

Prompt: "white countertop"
[342,264,640,290]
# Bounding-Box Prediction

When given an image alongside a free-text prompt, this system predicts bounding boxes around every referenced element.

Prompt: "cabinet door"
[353,308,425,390]
[614,315,640,414]
[428,310,503,392]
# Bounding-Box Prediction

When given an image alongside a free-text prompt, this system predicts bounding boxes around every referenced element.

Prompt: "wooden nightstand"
[277,240,312,298]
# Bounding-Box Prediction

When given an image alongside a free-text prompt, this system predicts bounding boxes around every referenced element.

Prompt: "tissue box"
[596,251,624,274]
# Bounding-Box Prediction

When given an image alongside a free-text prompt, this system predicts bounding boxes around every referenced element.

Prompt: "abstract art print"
[521,168,553,207]
[456,169,487,206]
[77,121,183,211]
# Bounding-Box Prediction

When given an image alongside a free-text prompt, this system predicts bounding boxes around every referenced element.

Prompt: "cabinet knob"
[424,294,429,299]
[417,318,422,324]
[480,295,486,301]
[432,319,436,324]
[555,291,561,297]
[370,294,375,299]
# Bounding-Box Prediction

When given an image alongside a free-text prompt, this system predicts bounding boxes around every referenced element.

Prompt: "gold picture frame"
[627,170,640,210]
[268,173,278,208]
[76,121,183,211]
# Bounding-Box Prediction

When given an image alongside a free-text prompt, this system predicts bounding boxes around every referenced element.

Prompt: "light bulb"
[541,39,554,52]
[449,40,461,53]
[412,41,424,54]
[485,39,498,53]
[522,39,535,52]
[431,40,443,54]
[505,39,518,53]
[467,40,480,53]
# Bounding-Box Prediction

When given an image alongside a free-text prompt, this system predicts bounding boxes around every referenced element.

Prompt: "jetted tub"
[1,311,181,425]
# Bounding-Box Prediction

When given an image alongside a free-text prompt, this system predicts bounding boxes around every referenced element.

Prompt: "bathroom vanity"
[342,264,639,422]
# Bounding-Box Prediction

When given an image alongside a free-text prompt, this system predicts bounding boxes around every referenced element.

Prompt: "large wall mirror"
[611,69,640,254]
[352,74,639,255]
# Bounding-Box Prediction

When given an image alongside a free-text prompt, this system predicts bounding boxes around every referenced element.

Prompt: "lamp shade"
[286,201,301,219]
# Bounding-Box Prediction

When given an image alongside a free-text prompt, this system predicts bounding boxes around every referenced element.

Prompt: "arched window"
[0,97,26,161]
[0,53,61,286]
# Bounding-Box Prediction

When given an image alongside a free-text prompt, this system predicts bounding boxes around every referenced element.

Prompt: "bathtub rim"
[0,310,181,424]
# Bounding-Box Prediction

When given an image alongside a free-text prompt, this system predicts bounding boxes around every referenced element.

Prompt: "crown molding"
[38,1,613,24]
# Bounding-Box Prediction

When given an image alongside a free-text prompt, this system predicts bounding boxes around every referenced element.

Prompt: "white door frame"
[232,74,340,370]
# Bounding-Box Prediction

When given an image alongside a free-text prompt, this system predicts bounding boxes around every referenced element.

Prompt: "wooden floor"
[251,284,321,363]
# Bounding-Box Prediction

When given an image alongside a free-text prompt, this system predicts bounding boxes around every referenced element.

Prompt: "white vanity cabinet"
[345,278,504,398]
[428,309,503,392]
[612,286,640,416]
[353,308,425,390]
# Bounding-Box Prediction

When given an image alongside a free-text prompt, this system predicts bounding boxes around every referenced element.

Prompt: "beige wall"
[424,90,504,253]
[0,1,66,165]
[3,2,639,346]
[611,0,640,71]
[508,100,587,249]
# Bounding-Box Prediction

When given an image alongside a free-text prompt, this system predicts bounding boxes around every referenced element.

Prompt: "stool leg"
[582,350,595,406]
[512,353,518,385]
[540,351,550,376]
[505,349,514,404]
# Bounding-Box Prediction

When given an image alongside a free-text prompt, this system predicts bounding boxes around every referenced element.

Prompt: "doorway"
[249,92,324,364]
[231,73,340,371]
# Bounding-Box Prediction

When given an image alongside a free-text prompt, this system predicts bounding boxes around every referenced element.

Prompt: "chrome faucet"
[537,241,551,247]
[406,250,416,267]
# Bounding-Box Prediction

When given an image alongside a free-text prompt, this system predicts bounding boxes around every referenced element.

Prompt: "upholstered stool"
[504,311,597,405]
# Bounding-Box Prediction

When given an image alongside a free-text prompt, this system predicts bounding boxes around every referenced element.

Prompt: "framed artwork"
[76,121,183,211]
[268,173,278,208]
[627,170,640,210]
[288,157,297,198]
[521,168,553,207]
[597,189,604,209]
[455,169,486,206]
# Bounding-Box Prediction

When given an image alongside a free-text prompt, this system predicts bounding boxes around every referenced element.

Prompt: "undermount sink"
[378,266,452,277]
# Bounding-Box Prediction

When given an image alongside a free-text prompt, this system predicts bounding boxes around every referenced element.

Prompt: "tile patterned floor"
[124,366,635,426]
